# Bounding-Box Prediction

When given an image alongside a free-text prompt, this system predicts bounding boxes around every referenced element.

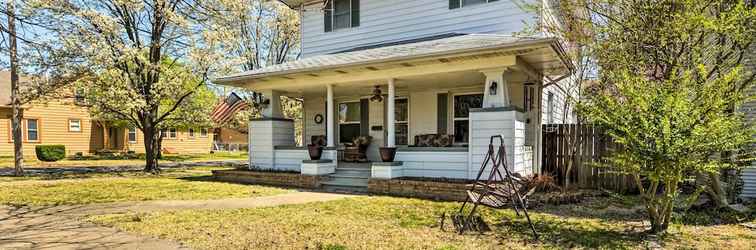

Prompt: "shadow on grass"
[489,214,650,249]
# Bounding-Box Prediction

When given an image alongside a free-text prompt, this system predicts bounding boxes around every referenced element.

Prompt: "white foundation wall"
[249,119,295,169]
[469,109,529,178]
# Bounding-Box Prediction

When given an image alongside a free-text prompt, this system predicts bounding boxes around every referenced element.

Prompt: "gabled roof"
[215,34,571,85]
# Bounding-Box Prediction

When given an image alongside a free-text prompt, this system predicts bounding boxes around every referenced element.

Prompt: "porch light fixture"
[489,81,498,95]
[370,86,383,102]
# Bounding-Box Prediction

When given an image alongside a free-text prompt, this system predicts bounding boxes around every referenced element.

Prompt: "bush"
[35,145,66,162]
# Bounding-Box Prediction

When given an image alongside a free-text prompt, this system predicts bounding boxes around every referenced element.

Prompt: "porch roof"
[214,34,573,87]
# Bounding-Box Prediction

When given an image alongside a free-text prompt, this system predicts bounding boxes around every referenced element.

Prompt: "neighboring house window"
[453,94,483,143]
[324,0,360,32]
[200,128,209,137]
[169,128,178,139]
[339,101,361,143]
[449,0,498,9]
[68,119,81,132]
[394,98,409,145]
[188,128,195,138]
[128,127,137,143]
[74,88,86,105]
[26,119,39,141]
[547,92,555,124]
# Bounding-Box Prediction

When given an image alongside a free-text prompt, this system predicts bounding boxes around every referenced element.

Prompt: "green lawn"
[0,152,247,168]
[0,168,290,206]
[90,196,756,250]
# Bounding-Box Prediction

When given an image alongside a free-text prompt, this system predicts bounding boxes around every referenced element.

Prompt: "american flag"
[211,92,248,124]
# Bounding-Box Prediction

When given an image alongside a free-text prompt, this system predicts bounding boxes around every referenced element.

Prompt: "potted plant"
[307,144,323,160]
[379,147,396,162]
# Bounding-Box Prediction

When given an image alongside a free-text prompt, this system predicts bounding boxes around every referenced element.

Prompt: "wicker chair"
[343,136,372,162]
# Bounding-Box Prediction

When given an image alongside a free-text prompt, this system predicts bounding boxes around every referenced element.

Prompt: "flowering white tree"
[29,0,241,172]
[1,0,88,175]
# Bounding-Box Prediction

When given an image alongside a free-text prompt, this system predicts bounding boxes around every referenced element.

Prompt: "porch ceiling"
[214,34,572,93]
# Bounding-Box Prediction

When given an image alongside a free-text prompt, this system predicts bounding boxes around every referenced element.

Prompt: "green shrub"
[35,145,66,162]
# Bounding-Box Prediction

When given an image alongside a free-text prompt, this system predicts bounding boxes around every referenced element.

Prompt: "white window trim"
[26,119,39,142]
[68,119,82,132]
[168,128,178,139]
[200,128,209,138]
[188,128,195,138]
[329,0,353,31]
[452,92,484,144]
[128,127,138,143]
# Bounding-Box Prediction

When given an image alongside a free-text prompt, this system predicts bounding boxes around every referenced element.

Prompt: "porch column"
[387,78,396,147]
[481,69,510,108]
[326,84,335,147]
[259,90,283,118]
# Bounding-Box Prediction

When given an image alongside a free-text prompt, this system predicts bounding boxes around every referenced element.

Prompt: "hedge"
[35,145,66,162]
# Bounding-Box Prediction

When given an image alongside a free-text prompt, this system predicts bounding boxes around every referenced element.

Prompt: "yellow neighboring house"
[0,71,214,158]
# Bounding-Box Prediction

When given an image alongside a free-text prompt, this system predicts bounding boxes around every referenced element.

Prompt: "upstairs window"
[449,0,498,9]
[325,0,360,32]
[74,88,86,105]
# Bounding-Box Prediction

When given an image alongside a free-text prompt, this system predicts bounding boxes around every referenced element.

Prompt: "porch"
[215,34,571,186]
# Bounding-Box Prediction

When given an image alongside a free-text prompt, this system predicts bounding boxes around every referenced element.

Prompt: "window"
[339,101,361,143]
[449,0,498,9]
[547,92,555,124]
[200,128,209,137]
[68,119,81,132]
[128,127,137,143]
[453,94,483,143]
[325,0,359,32]
[169,128,178,139]
[188,128,195,138]
[74,88,86,105]
[26,119,39,141]
[394,98,409,145]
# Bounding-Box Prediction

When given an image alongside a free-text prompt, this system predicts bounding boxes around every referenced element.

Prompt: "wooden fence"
[541,124,636,193]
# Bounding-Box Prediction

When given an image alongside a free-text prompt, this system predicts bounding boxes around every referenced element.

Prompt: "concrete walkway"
[0,191,354,249]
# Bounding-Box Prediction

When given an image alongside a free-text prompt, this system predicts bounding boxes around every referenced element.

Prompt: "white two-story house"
[215,0,575,190]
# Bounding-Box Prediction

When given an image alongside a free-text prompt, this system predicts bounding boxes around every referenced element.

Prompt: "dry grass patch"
[89,196,756,249]
[0,168,291,206]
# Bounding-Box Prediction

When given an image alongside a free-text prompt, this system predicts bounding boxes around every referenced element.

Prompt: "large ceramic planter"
[379,147,397,162]
[307,144,323,160]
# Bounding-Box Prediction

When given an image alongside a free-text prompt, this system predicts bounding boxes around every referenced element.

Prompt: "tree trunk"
[142,120,160,174]
[156,132,164,159]
[8,0,24,177]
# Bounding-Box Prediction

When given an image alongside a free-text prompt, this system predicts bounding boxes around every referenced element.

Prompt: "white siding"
[542,76,577,124]
[395,151,469,179]
[301,0,539,57]
[740,43,756,199]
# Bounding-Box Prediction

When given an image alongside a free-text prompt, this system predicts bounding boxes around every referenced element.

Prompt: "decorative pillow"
[352,136,372,146]
[415,134,435,147]
[433,134,454,147]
